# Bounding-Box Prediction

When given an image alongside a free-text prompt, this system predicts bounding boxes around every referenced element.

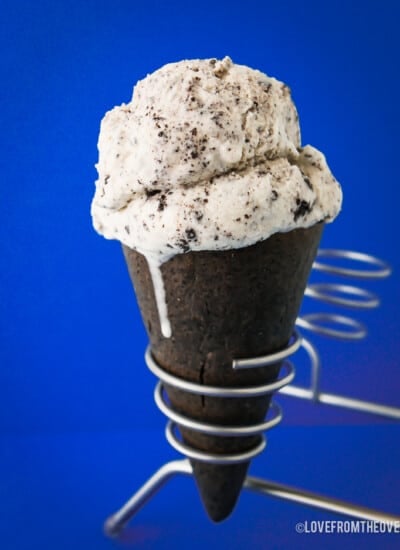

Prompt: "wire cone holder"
[105,249,400,537]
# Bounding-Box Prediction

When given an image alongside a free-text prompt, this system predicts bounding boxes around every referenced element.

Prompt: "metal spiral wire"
[144,330,300,465]
[282,249,398,416]
[298,249,391,341]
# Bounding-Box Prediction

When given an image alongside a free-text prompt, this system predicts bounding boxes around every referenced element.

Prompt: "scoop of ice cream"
[91,57,342,262]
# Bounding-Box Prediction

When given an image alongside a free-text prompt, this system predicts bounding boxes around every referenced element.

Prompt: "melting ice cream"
[91,57,342,337]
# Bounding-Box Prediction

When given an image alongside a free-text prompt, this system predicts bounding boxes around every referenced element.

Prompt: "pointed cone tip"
[191,460,250,522]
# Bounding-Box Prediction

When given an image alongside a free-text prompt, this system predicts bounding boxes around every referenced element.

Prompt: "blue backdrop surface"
[1,1,399,549]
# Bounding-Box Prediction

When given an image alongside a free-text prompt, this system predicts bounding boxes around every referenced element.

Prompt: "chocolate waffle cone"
[122,223,324,522]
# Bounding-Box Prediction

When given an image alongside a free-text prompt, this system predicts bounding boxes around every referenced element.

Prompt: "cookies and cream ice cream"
[91,57,342,336]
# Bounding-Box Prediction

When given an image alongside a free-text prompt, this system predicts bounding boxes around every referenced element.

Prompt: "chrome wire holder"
[104,249,399,537]
[282,249,400,419]
[146,332,298,464]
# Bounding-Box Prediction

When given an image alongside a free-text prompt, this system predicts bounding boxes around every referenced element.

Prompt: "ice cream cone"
[91,56,342,524]
[122,222,324,521]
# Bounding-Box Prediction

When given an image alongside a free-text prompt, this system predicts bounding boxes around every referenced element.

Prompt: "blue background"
[1,0,399,548]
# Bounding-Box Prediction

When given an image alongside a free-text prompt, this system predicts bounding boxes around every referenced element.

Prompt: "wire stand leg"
[245,476,400,523]
[104,463,400,536]
[104,459,192,537]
